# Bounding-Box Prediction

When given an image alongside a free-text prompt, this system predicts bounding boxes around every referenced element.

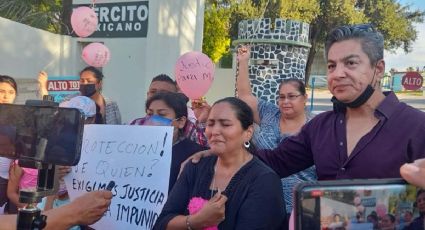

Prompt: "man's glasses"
[278,94,302,101]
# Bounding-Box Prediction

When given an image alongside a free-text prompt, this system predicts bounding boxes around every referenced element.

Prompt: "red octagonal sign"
[402,72,423,90]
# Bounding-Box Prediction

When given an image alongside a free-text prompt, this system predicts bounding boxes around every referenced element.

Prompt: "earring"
[244,141,250,148]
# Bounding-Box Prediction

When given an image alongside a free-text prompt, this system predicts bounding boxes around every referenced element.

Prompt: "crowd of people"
[1,23,425,229]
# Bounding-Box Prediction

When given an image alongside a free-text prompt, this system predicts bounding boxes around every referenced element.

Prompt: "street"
[309,88,425,113]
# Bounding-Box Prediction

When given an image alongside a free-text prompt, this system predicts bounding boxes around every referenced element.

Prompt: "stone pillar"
[234,18,311,104]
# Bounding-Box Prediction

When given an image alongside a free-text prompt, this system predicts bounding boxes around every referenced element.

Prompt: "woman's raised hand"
[237,45,250,63]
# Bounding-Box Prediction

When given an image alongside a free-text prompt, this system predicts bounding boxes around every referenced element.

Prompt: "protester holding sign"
[38,66,122,124]
[154,97,286,230]
[145,92,206,191]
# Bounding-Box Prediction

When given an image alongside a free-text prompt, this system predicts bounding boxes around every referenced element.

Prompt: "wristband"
[186,215,193,230]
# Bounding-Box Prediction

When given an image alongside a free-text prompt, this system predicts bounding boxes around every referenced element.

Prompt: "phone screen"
[0,104,84,166]
[295,179,423,230]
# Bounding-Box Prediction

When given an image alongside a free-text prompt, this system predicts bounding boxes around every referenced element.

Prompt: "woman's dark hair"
[279,78,306,95]
[94,103,105,124]
[145,92,188,121]
[213,97,256,153]
[0,75,18,94]
[385,214,395,223]
[79,66,104,82]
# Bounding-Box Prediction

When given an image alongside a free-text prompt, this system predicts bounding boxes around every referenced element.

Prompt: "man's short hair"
[325,24,384,66]
[151,74,176,86]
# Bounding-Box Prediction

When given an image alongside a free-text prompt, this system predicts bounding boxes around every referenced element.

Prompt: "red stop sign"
[402,72,423,90]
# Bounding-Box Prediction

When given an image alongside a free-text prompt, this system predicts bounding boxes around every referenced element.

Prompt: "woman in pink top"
[7,152,39,214]
[1,75,39,213]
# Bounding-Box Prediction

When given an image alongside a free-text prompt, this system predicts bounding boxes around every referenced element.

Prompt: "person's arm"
[7,163,26,208]
[0,190,112,230]
[255,123,314,178]
[234,172,286,230]
[37,71,49,98]
[154,161,226,230]
[236,46,260,123]
[153,162,195,230]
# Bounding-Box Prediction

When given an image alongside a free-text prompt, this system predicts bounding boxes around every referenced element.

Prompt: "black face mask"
[79,84,97,97]
[331,84,375,108]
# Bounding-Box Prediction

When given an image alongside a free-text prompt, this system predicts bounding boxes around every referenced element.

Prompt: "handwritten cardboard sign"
[64,125,173,229]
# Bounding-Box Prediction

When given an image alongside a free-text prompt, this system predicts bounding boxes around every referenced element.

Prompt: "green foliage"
[362,0,424,52]
[204,0,424,85]
[203,4,231,63]
[0,0,65,33]
[279,0,320,23]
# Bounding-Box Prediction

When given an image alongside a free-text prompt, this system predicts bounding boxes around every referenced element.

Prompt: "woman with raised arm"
[154,97,286,230]
[38,66,121,124]
[236,45,317,215]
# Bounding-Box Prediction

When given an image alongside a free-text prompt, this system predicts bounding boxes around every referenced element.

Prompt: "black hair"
[385,214,395,223]
[0,75,18,94]
[367,213,378,222]
[279,78,306,95]
[151,74,176,86]
[145,92,188,120]
[79,66,104,82]
[325,24,384,66]
[94,103,105,124]
[213,97,256,153]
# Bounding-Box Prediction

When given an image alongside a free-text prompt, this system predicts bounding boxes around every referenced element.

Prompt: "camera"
[0,101,84,166]
[0,99,85,229]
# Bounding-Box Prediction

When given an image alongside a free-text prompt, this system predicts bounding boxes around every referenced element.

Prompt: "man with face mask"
[249,24,425,180]
[190,24,425,182]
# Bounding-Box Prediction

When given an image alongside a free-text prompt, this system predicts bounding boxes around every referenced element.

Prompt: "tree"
[202,3,231,63]
[284,0,424,85]
[214,0,424,85]
[0,0,72,34]
[203,0,275,63]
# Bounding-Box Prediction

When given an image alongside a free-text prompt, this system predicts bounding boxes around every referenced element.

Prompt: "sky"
[384,0,425,72]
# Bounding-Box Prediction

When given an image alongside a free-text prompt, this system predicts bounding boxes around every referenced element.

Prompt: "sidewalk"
[308,88,425,112]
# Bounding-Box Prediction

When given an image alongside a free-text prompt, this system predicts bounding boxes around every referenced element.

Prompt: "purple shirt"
[257,92,425,180]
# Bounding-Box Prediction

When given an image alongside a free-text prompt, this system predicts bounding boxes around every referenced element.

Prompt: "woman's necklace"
[210,154,251,198]
[210,162,219,198]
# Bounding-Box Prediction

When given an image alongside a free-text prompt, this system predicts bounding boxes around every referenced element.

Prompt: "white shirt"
[0,157,12,179]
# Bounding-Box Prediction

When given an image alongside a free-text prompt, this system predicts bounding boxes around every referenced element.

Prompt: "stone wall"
[235,18,311,104]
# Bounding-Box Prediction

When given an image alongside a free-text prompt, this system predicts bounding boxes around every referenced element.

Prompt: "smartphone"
[0,104,84,166]
[294,178,422,230]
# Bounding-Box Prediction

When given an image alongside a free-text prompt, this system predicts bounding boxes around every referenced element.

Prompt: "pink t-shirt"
[14,161,38,190]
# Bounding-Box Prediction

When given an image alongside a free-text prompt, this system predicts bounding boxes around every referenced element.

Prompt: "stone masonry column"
[233,18,311,104]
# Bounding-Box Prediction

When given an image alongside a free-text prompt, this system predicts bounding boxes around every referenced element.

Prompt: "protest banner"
[47,75,80,103]
[64,125,173,229]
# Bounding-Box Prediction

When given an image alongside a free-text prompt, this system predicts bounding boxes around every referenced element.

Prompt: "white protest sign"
[64,125,173,229]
